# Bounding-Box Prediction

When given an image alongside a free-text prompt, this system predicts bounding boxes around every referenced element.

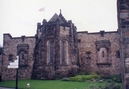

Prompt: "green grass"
[0,79,122,89]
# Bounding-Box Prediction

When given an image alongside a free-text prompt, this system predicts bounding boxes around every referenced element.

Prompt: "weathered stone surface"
[31,13,78,79]
[78,31,120,75]
[117,0,129,88]
[0,47,2,81]
[0,12,122,81]
[2,34,35,80]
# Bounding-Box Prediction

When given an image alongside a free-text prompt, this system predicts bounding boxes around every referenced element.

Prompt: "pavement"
[0,87,15,89]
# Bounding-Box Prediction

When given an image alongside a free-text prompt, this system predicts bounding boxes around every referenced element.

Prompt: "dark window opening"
[102,51,105,57]
[21,36,25,42]
[86,51,91,60]
[22,53,24,59]
[100,31,104,37]
[78,39,81,43]
[121,25,126,28]
[86,51,91,55]
[116,50,120,58]
[8,54,13,61]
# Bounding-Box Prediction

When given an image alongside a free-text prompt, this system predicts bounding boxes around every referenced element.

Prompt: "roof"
[49,12,67,24]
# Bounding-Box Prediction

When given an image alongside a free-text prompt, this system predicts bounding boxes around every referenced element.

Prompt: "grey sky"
[0,0,118,46]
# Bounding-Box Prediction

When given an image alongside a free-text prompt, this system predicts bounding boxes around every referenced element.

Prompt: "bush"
[98,80,104,83]
[92,75,100,79]
[69,74,100,82]
[104,82,121,89]
[62,78,69,81]
[69,77,80,82]
[106,79,112,83]
[82,76,91,81]
[88,84,100,89]
[100,74,122,83]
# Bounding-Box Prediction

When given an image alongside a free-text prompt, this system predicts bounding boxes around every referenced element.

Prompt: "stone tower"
[117,0,129,88]
[0,46,3,81]
[32,11,79,79]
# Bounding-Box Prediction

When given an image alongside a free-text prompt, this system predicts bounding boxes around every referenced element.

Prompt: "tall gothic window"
[102,51,105,58]
[17,44,29,67]
[47,40,54,64]
[19,51,27,66]
[60,40,69,64]
[22,53,24,59]
[98,47,107,63]
[50,41,54,62]
[19,52,25,60]
[62,41,66,63]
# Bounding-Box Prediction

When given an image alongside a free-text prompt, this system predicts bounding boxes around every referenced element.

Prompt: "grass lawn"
[0,79,122,89]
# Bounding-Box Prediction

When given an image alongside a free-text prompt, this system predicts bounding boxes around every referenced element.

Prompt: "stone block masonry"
[0,12,121,81]
[78,31,121,75]
[2,34,35,80]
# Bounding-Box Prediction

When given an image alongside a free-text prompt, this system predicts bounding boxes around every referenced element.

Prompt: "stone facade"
[2,34,35,80]
[78,31,120,75]
[32,13,78,79]
[0,10,122,81]
[117,0,129,88]
[0,47,2,81]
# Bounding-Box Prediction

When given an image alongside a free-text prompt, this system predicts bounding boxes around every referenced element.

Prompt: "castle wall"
[2,34,35,80]
[117,0,129,88]
[0,11,124,81]
[78,31,121,75]
[0,47,2,81]
[0,54,2,75]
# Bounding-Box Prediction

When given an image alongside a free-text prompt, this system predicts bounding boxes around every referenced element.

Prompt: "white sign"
[10,62,18,66]
[8,55,19,69]
[8,65,18,68]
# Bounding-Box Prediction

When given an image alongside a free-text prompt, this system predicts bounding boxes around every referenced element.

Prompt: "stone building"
[0,11,121,81]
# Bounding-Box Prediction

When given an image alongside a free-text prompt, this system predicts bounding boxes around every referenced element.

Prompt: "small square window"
[8,54,13,61]
[100,31,104,37]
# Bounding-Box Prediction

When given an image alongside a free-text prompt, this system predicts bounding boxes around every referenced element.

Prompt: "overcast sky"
[0,0,118,46]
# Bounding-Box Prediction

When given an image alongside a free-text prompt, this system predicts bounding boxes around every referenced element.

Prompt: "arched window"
[17,44,29,67]
[47,40,54,64]
[60,40,69,64]
[19,51,26,60]
[22,53,24,59]
[50,41,54,62]
[19,50,27,66]
[98,47,107,63]
[62,41,66,63]
[102,51,105,58]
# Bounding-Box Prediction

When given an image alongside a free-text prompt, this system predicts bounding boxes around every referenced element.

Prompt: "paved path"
[0,87,14,89]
